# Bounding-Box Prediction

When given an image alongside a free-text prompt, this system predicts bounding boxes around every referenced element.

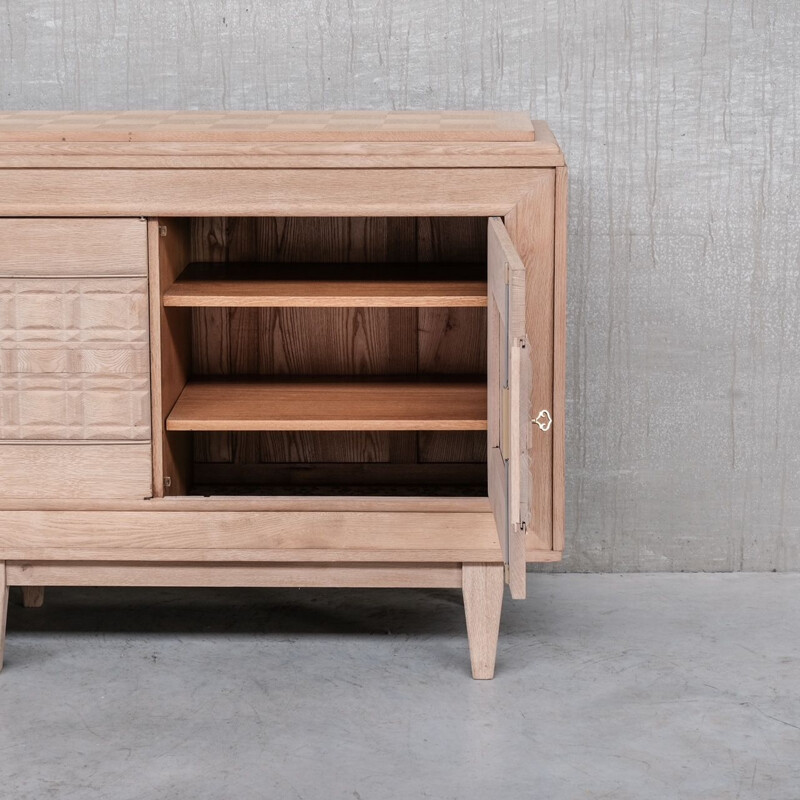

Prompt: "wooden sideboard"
[0,111,566,679]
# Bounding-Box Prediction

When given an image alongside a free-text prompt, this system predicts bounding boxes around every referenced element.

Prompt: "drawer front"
[0,276,150,440]
[0,218,147,277]
[0,443,152,499]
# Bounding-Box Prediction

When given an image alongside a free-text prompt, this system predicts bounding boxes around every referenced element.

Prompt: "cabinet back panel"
[189,217,486,470]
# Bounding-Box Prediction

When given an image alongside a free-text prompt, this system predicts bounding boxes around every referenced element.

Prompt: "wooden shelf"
[166,380,487,432]
[162,262,487,307]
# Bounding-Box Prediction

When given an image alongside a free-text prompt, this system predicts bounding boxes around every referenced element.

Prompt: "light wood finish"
[0,169,551,217]
[0,495,492,514]
[164,263,486,308]
[462,563,504,679]
[21,586,44,608]
[167,380,488,432]
[0,444,152,500]
[0,113,567,678]
[504,171,557,555]
[0,111,535,143]
[0,218,147,277]
[487,218,530,598]
[0,562,6,671]
[0,510,503,563]
[0,275,150,439]
[553,166,568,554]
[7,561,463,589]
[149,219,193,496]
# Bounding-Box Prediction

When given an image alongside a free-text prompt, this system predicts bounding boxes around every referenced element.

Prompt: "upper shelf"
[163,263,488,308]
[166,380,488,432]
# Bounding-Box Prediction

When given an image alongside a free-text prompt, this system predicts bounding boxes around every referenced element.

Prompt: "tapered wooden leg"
[21,586,44,609]
[0,562,8,672]
[462,563,504,679]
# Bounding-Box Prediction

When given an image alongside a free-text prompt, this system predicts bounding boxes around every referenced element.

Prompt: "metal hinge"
[159,225,168,238]
[163,476,172,489]
[503,564,510,583]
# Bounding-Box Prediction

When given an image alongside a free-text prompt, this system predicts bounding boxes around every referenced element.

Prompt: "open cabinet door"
[487,217,532,599]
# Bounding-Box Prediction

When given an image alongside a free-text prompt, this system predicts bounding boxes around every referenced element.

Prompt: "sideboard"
[0,111,566,679]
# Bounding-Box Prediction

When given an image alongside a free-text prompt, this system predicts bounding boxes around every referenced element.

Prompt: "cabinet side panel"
[553,167,568,553]
[504,171,556,554]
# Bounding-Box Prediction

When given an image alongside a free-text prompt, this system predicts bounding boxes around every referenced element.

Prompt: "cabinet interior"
[157,216,489,498]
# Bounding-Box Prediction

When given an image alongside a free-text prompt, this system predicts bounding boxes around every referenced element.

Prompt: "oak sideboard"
[0,111,566,679]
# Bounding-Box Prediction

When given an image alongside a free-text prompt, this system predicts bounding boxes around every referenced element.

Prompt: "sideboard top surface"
[0,111,564,168]
[0,111,536,143]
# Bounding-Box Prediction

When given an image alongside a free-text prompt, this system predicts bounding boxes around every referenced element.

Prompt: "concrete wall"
[1,1,798,571]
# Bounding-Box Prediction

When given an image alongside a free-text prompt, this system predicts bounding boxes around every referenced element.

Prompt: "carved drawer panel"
[0,276,151,441]
[0,374,150,440]
[0,278,148,344]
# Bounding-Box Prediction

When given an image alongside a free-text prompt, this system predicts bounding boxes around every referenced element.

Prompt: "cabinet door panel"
[487,217,531,599]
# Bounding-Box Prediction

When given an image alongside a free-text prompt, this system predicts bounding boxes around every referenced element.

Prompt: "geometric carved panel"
[0,374,150,440]
[0,276,151,440]
[0,278,148,344]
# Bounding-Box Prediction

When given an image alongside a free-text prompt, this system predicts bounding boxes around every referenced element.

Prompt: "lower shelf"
[166,379,487,432]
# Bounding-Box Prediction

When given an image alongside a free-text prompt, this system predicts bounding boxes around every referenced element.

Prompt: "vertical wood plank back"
[189,217,487,476]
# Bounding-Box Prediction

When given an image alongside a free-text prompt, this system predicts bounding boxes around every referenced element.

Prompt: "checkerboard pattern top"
[0,111,536,143]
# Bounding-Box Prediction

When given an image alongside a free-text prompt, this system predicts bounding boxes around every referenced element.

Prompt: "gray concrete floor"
[0,574,798,800]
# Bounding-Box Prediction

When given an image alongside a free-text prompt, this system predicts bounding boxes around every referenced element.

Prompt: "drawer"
[0,373,150,439]
[0,218,147,277]
[0,276,150,440]
[0,443,152,499]
[0,277,149,345]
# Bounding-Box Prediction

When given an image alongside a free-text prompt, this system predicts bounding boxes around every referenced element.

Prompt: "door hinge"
[159,225,168,238]
[500,385,510,459]
[504,261,510,285]
[503,564,510,583]
[163,476,172,489]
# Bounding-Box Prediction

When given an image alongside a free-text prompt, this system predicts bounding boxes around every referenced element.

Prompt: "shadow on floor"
[7,586,472,637]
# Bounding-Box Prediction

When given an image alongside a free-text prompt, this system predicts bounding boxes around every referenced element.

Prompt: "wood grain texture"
[504,174,555,554]
[164,263,486,308]
[0,218,147,277]
[20,586,44,607]
[167,380,487,432]
[0,169,544,217]
[149,219,193,496]
[552,166,567,554]
[0,510,503,562]
[189,217,487,474]
[0,444,152,500]
[7,561,464,589]
[462,562,504,679]
[0,275,151,439]
[0,111,535,142]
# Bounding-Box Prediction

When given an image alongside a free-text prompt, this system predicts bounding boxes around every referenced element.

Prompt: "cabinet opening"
[154,216,489,498]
